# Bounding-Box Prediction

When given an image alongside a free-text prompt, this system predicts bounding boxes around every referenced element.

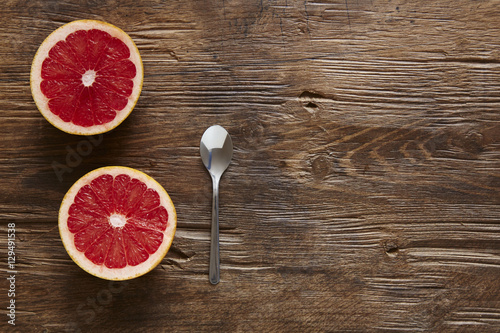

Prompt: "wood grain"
[1,0,499,332]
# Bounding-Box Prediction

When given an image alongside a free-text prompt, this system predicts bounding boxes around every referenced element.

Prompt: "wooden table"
[1,0,499,331]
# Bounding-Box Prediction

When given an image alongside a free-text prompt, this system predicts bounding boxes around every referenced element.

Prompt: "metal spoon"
[200,125,233,284]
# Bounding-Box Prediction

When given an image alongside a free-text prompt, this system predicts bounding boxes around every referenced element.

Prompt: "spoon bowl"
[200,125,233,177]
[200,125,233,284]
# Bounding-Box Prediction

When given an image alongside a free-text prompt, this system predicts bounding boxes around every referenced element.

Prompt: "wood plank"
[0,0,499,331]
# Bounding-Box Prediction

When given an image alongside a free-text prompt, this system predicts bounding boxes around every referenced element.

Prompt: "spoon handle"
[209,176,220,284]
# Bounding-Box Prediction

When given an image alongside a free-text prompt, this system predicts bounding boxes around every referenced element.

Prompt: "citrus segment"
[31,20,143,135]
[59,167,176,280]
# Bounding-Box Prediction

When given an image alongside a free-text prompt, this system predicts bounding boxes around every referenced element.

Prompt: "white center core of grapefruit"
[109,214,127,228]
[81,70,96,87]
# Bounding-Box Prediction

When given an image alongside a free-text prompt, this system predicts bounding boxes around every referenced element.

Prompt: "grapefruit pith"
[31,20,143,135]
[59,167,176,280]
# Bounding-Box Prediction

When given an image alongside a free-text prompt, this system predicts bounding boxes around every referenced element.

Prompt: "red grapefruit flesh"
[59,167,176,280]
[31,20,143,135]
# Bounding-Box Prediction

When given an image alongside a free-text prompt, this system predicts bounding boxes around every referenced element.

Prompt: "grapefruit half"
[31,20,143,135]
[59,167,176,280]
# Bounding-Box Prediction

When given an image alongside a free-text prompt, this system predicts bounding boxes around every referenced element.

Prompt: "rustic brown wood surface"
[1,0,500,332]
